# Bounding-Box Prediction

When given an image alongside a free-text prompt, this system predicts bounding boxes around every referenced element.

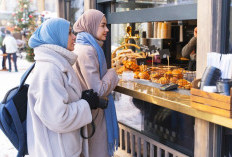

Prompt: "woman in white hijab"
[73,9,119,157]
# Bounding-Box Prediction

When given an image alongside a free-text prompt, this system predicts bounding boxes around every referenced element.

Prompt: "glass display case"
[114,93,194,156]
[111,20,197,68]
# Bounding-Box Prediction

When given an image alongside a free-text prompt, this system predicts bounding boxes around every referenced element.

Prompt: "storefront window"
[111,24,127,50]
[111,20,196,68]
[68,0,84,25]
[111,23,147,51]
[114,0,197,12]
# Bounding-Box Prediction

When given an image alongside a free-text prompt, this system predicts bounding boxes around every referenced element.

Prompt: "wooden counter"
[115,80,232,129]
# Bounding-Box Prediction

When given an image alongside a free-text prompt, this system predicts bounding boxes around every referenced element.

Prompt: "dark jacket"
[182,37,197,71]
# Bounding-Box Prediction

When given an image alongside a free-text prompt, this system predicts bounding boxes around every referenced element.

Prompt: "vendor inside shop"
[181,27,197,71]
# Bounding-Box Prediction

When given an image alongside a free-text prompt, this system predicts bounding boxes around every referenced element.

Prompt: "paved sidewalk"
[0,56,33,157]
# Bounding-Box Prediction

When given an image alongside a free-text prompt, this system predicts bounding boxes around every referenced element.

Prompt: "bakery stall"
[97,1,198,156]
[82,0,232,157]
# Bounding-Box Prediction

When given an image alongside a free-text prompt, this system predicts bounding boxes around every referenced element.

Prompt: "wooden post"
[84,0,96,10]
[196,0,224,157]
[58,0,65,18]
[197,0,213,78]
[195,0,212,156]
[194,119,210,157]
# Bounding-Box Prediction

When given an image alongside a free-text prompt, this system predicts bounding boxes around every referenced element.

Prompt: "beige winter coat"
[73,43,119,157]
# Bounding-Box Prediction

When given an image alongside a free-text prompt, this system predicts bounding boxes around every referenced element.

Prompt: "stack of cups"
[161,22,167,39]
[147,22,153,38]
[157,22,163,38]
[200,66,221,90]
[141,31,147,45]
[153,22,171,39]
[153,22,158,38]
[166,22,171,39]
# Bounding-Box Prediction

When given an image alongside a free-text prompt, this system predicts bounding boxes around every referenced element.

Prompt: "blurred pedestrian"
[0,27,6,70]
[2,30,18,72]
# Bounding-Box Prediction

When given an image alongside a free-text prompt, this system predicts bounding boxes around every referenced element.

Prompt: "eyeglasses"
[71,29,78,36]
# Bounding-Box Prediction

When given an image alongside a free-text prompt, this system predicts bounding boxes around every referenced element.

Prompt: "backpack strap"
[2,63,36,104]
[19,62,35,89]
[5,99,26,157]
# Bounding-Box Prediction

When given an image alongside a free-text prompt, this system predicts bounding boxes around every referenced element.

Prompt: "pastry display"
[111,43,146,69]
[112,42,194,90]
[139,64,148,72]
[169,77,178,84]
[151,69,166,78]
[116,66,129,74]
[164,70,172,79]
[123,60,139,71]
[176,79,192,89]
[176,79,188,86]
[112,50,145,68]
[182,83,192,90]
[150,73,161,79]
[116,64,193,89]
[172,69,183,79]
[134,71,140,79]
[116,60,139,74]
[158,77,169,84]
[138,71,150,80]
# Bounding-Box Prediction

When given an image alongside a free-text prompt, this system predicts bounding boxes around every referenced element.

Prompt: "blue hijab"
[76,32,119,156]
[28,18,70,48]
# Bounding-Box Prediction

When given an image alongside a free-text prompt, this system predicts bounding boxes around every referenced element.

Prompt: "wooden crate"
[190,88,232,118]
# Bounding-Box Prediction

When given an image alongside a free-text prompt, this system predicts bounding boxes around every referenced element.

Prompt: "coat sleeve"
[181,37,197,59]
[75,46,119,97]
[33,77,92,134]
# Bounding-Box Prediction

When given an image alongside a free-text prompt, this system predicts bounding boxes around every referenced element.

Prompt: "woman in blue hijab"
[27,18,99,157]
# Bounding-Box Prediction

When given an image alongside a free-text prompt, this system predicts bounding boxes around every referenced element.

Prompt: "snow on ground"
[0,55,32,157]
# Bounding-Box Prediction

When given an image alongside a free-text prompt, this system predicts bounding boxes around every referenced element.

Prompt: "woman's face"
[67,27,76,51]
[96,16,109,41]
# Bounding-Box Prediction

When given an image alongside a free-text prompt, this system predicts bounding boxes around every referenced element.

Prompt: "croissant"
[176,79,189,86]
[158,77,169,84]
[172,69,183,79]
[138,72,150,80]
